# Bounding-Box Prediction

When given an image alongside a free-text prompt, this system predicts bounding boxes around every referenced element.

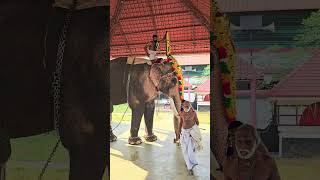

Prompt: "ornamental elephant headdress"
[149,61,178,94]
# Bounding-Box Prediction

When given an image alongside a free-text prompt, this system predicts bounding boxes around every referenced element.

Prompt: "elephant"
[211,47,228,171]
[110,57,182,145]
[0,1,108,179]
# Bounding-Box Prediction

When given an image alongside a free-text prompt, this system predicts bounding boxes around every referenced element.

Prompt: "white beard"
[236,141,258,160]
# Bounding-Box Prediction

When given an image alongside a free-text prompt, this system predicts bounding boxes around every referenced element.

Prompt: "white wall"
[236,97,273,129]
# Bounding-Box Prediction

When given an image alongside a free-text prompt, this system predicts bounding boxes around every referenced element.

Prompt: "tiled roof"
[270,51,320,97]
[110,0,210,57]
[195,78,210,93]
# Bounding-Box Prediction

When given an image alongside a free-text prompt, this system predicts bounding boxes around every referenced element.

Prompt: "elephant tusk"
[168,97,179,117]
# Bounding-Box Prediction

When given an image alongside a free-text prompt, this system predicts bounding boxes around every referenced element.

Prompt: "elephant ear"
[150,63,165,88]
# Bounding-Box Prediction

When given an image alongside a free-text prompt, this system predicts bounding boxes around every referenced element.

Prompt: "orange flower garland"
[165,31,184,100]
[211,0,237,123]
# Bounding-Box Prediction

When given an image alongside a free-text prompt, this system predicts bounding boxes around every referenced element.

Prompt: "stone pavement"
[110,117,210,180]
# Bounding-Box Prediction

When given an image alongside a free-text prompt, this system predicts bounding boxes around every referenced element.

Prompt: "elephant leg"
[143,101,157,142]
[60,101,107,179]
[110,114,117,142]
[68,143,107,180]
[110,103,117,142]
[0,133,11,180]
[173,115,180,142]
[56,6,108,180]
[60,103,107,180]
[129,105,144,145]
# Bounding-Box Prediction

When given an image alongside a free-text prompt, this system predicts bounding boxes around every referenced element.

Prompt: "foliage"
[294,10,320,47]
[257,80,279,90]
[201,65,210,76]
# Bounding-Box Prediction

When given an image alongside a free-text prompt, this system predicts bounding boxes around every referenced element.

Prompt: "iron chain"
[39,1,77,179]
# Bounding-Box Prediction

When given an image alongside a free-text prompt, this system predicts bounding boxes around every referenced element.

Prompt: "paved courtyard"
[110,116,210,180]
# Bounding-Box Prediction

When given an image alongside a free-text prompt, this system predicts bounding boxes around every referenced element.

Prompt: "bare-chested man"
[144,34,166,64]
[223,124,281,180]
[179,100,201,175]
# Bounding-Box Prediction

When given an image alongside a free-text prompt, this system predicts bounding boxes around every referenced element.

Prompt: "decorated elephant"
[0,0,108,179]
[110,57,182,145]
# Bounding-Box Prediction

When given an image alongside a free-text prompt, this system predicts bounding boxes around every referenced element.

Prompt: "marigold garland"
[211,0,237,123]
[165,32,184,100]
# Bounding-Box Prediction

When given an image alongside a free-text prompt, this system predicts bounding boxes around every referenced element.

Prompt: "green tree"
[202,65,210,76]
[295,10,320,47]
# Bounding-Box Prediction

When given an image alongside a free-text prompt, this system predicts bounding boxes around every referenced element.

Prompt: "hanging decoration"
[165,31,184,100]
[211,0,237,123]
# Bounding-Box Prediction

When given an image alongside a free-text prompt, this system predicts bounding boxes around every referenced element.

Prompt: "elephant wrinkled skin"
[0,1,108,179]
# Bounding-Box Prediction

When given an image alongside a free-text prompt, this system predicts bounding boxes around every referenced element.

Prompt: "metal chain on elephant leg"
[38,1,78,180]
[52,0,77,135]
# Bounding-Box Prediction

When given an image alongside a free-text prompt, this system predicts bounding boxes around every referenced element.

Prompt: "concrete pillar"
[250,78,257,127]
[279,134,283,158]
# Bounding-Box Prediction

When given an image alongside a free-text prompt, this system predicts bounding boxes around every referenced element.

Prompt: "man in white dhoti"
[144,34,166,65]
[179,100,202,175]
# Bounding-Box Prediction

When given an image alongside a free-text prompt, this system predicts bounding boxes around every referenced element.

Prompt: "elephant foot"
[128,137,142,145]
[144,134,157,142]
[110,131,117,142]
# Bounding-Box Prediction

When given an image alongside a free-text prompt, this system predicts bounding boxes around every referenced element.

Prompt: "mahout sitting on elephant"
[144,34,166,64]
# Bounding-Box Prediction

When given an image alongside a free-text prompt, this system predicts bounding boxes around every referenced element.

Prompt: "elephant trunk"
[212,47,228,169]
[169,90,181,141]
[168,97,179,116]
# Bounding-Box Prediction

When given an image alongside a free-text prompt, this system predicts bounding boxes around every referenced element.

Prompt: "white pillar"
[279,134,283,158]
[250,78,257,127]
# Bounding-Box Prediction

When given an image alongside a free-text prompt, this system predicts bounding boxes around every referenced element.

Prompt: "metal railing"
[276,104,320,126]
